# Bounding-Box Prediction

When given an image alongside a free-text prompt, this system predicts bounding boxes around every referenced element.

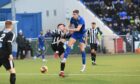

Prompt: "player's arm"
[85,30,90,45]
[69,23,72,28]
[60,38,66,43]
[68,25,82,32]
[68,18,84,32]
[7,33,15,60]
[97,28,103,41]
[85,36,88,46]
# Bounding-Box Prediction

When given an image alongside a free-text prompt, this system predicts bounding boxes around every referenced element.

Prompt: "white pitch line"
[1,73,140,77]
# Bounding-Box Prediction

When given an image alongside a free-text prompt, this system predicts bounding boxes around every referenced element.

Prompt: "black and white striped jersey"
[51,29,71,44]
[87,27,100,44]
[51,29,62,44]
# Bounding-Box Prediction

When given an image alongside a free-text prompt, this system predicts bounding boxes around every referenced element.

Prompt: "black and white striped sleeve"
[86,29,90,37]
[7,32,15,43]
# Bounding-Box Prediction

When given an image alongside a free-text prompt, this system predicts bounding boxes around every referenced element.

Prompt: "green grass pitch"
[0,54,140,84]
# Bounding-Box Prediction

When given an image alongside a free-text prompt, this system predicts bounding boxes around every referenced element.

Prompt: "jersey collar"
[3,29,10,33]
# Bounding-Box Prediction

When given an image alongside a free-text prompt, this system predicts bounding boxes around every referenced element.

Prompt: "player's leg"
[90,44,97,65]
[79,42,86,72]
[9,68,16,84]
[60,38,76,77]
[57,42,64,58]
[91,49,96,65]
[41,47,46,62]
[36,46,42,58]
[3,59,16,84]
[51,44,59,58]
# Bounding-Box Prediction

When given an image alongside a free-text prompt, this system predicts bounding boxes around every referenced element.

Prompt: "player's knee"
[80,44,85,51]
[68,43,72,47]
[9,68,16,74]
[80,46,85,51]
[68,38,76,46]
[61,58,67,63]
[91,49,96,54]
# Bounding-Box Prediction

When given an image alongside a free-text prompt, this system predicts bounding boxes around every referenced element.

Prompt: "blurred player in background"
[59,9,87,77]
[51,24,71,59]
[86,22,102,65]
[34,31,46,62]
[0,21,16,84]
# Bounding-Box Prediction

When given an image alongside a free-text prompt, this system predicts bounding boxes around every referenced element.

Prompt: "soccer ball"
[40,66,48,73]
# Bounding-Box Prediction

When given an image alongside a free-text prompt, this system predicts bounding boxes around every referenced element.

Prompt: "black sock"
[61,62,65,71]
[91,53,94,62]
[10,73,16,84]
[91,53,96,62]
[94,54,96,62]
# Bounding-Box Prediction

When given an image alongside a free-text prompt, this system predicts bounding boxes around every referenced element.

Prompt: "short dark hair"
[5,20,12,28]
[92,22,96,25]
[57,23,65,28]
[73,10,79,14]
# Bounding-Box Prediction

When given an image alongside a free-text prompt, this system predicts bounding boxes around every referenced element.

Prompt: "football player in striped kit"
[86,22,102,65]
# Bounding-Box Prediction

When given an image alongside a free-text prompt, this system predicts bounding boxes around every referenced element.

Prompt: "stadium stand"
[81,0,140,35]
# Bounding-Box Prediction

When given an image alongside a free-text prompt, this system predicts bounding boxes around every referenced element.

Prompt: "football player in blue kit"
[59,10,87,77]
[35,31,46,62]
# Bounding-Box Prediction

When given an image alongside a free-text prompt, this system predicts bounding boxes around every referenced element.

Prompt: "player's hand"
[65,28,69,31]
[60,39,66,43]
[85,42,88,46]
[9,54,13,60]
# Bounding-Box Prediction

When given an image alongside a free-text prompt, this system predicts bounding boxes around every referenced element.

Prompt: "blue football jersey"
[38,35,45,47]
[70,16,86,34]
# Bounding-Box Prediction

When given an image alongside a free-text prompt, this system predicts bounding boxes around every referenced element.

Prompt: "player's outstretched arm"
[68,25,82,32]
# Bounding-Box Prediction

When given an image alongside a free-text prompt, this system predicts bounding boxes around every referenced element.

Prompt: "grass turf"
[0,54,140,84]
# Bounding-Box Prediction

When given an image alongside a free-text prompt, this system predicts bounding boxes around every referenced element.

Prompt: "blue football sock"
[81,51,86,65]
[64,45,71,58]
[42,54,45,59]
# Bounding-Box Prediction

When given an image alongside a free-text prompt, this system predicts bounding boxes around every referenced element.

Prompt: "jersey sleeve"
[7,32,15,43]
[70,18,73,24]
[7,32,15,55]
[78,18,84,25]
[86,29,90,37]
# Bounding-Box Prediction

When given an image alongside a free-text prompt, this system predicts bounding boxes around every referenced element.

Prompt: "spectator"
[135,16,140,25]
[45,29,52,38]
[108,23,113,29]
[25,39,34,58]
[16,30,26,59]
[82,0,140,35]
[120,28,127,35]
[113,22,120,34]
[130,17,135,25]
[136,23,140,32]
[132,26,140,41]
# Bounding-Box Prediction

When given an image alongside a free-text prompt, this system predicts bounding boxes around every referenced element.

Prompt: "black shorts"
[0,58,14,70]
[51,42,64,56]
[51,43,58,52]
[57,42,64,56]
[90,43,97,51]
